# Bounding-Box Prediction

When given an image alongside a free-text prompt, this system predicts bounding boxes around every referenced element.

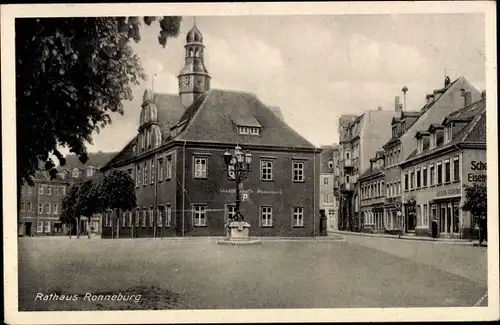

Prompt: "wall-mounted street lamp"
[223,145,253,222]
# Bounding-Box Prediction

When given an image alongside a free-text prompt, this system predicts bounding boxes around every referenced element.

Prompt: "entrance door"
[439,205,446,233]
[446,204,452,234]
[25,222,32,236]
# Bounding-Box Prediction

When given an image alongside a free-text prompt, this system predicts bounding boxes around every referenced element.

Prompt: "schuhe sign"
[468,160,487,183]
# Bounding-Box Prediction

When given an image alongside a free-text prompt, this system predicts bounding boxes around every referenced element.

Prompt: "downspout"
[455,144,464,239]
[313,148,317,237]
[182,141,187,237]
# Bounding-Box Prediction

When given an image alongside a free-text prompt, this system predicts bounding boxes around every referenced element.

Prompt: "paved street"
[18,235,488,310]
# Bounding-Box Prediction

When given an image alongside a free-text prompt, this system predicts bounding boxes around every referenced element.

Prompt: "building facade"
[359,151,386,233]
[18,152,116,236]
[101,23,320,238]
[338,110,399,231]
[399,95,486,238]
[382,76,481,234]
[319,145,339,230]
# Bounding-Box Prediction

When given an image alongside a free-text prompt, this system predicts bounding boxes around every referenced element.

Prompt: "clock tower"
[178,21,211,108]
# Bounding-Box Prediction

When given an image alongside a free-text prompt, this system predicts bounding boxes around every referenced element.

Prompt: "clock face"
[181,76,191,88]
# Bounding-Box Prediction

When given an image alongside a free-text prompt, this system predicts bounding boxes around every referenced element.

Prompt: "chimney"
[461,88,472,107]
[377,106,383,111]
[481,90,486,99]
[425,94,435,105]
[394,96,402,112]
[444,75,451,87]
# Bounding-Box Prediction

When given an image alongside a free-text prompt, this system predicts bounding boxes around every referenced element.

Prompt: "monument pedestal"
[217,221,261,246]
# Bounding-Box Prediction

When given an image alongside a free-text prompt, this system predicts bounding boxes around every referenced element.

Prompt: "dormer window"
[429,133,436,149]
[72,168,79,178]
[237,126,260,135]
[445,123,454,143]
[417,138,423,153]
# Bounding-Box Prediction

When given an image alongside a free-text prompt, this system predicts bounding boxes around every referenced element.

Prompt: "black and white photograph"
[2,2,498,324]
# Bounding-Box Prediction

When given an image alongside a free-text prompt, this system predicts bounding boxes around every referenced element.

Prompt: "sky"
[78,13,485,154]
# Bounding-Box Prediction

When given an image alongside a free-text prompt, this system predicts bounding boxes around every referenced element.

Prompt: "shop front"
[429,188,463,239]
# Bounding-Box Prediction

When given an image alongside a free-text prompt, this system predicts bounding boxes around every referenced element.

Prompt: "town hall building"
[101,23,321,238]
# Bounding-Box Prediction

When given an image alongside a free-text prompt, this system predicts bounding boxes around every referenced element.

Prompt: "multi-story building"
[338,109,399,231]
[359,151,386,233]
[399,94,486,238]
[382,76,481,233]
[18,151,116,236]
[101,23,320,238]
[319,145,338,230]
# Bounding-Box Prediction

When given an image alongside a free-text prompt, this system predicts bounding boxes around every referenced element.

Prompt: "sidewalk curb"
[329,230,475,244]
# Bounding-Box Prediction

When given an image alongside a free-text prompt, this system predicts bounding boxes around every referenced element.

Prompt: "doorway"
[25,222,32,236]
[439,205,446,233]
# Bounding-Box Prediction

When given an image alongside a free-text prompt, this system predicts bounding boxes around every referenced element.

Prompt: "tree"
[60,184,79,239]
[462,183,487,242]
[98,170,137,238]
[16,16,182,224]
[60,180,101,239]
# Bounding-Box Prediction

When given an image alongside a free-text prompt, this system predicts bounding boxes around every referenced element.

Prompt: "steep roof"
[172,89,316,148]
[153,93,186,141]
[268,105,284,121]
[383,77,462,149]
[402,97,486,164]
[63,151,118,170]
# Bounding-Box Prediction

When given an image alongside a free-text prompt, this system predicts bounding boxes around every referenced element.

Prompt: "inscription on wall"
[468,160,487,183]
[436,188,461,197]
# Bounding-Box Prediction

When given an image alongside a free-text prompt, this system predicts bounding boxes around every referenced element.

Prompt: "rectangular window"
[293,207,304,227]
[142,209,147,227]
[398,182,401,194]
[28,202,32,211]
[37,222,44,233]
[323,178,329,185]
[249,127,260,135]
[54,186,59,196]
[136,165,141,187]
[127,168,133,178]
[135,208,140,227]
[143,162,148,186]
[87,168,93,177]
[39,185,44,195]
[21,186,25,195]
[45,203,51,214]
[38,203,43,214]
[261,160,273,181]
[453,156,460,181]
[226,204,236,222]
[437,162,443,185]
[404,173,409,191]
[422,167,427,187]
[423,204,429,228]
[194,157,207,179]
[193,204,207,226]
[149,208,154,227]
[429,165,435,186]
[238,126,249,134]
[261,206,273,227]
[47,185,51,195]
[293,161,304,182]
[21,201,25,211]
[165,204,171,227]
[410,171,414,189]
[416,168,421,188]
[53,203,58,214]
[128,211,133,227]
[444,160,451,183]
[61,186,66,196]
[157,208,163,227]
[166,156,173,180]
[158,158,163,181]
[151,160,155,184]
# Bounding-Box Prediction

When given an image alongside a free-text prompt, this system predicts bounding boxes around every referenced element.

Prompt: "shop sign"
[468,160,487,183]
[436,188,460,197]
